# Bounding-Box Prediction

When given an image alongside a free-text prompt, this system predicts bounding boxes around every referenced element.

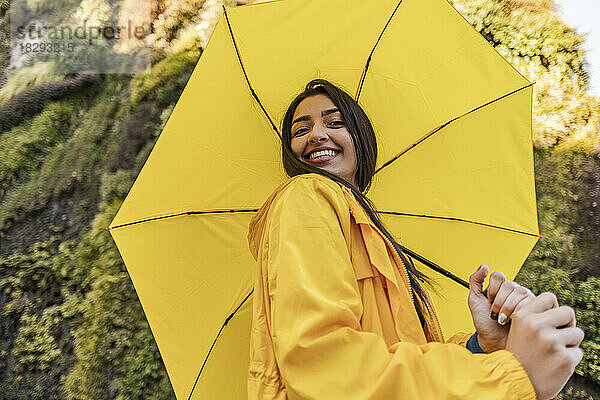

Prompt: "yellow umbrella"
[107,0,539,398]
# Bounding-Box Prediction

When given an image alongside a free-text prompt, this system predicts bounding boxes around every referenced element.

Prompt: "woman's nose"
[307,127,328,143]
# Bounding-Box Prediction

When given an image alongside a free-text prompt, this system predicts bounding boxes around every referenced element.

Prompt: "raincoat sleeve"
[447,331,475,347]
[260,177,536,400]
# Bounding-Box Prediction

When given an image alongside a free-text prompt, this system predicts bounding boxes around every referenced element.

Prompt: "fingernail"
[490,311,498,320]
[498,313,507,325]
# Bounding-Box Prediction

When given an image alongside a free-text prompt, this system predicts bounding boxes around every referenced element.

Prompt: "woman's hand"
[467,264,536,353]
[506,292,584,400]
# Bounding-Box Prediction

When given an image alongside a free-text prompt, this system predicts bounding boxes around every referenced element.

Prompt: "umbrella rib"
[222,5,281,140]
[355,0,404,101]
[399,245,470,288]
[106,208,259,230]
[187,289,254,400]
[375,82,535,174]
[379,211,541,238]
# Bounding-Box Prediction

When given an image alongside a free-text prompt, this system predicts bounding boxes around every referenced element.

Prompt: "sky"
[554,0,600,96]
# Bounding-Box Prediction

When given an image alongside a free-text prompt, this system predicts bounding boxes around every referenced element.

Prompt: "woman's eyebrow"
[322,108,340,117]
[292,108,340,125]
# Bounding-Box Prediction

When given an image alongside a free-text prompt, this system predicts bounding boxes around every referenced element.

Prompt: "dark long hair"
[281,78,433,326]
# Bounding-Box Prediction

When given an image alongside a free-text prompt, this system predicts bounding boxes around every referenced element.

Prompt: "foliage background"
[0,0,598,399]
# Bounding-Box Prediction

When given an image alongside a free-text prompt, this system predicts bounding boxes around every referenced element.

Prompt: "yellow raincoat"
[247,173,536,399]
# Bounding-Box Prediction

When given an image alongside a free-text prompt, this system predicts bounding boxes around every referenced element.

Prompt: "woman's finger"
[554,327,585,347]
[490,279,517,321]
[541,305,577,328]
[486,271,507,305]
[566,347,584,367]
[469,264,489,300]
[497,285,534,325]
[515,291,558,315]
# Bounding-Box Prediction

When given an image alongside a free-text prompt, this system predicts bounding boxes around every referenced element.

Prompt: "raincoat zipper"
[426,290,446,343]
[380,232,415,307]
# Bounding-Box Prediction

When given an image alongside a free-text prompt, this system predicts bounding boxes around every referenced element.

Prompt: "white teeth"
[309,149,338,159]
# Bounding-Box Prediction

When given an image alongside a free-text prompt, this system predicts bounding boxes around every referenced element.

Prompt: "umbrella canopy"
[108,0,539,398]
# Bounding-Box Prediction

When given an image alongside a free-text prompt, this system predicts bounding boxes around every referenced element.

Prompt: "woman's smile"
[304,148,341,162]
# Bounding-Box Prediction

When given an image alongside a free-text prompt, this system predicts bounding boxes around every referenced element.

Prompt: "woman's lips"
[305,152,339,163]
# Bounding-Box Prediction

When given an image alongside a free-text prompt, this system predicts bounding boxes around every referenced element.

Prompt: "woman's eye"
[293,121,343,136]
[294,128,308,136]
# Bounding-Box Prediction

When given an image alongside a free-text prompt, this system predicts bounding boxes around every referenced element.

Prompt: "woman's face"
[290,94,358,188]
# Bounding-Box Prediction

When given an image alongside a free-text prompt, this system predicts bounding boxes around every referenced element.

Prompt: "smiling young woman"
[245,79,583,400]
[279,79,432,330]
